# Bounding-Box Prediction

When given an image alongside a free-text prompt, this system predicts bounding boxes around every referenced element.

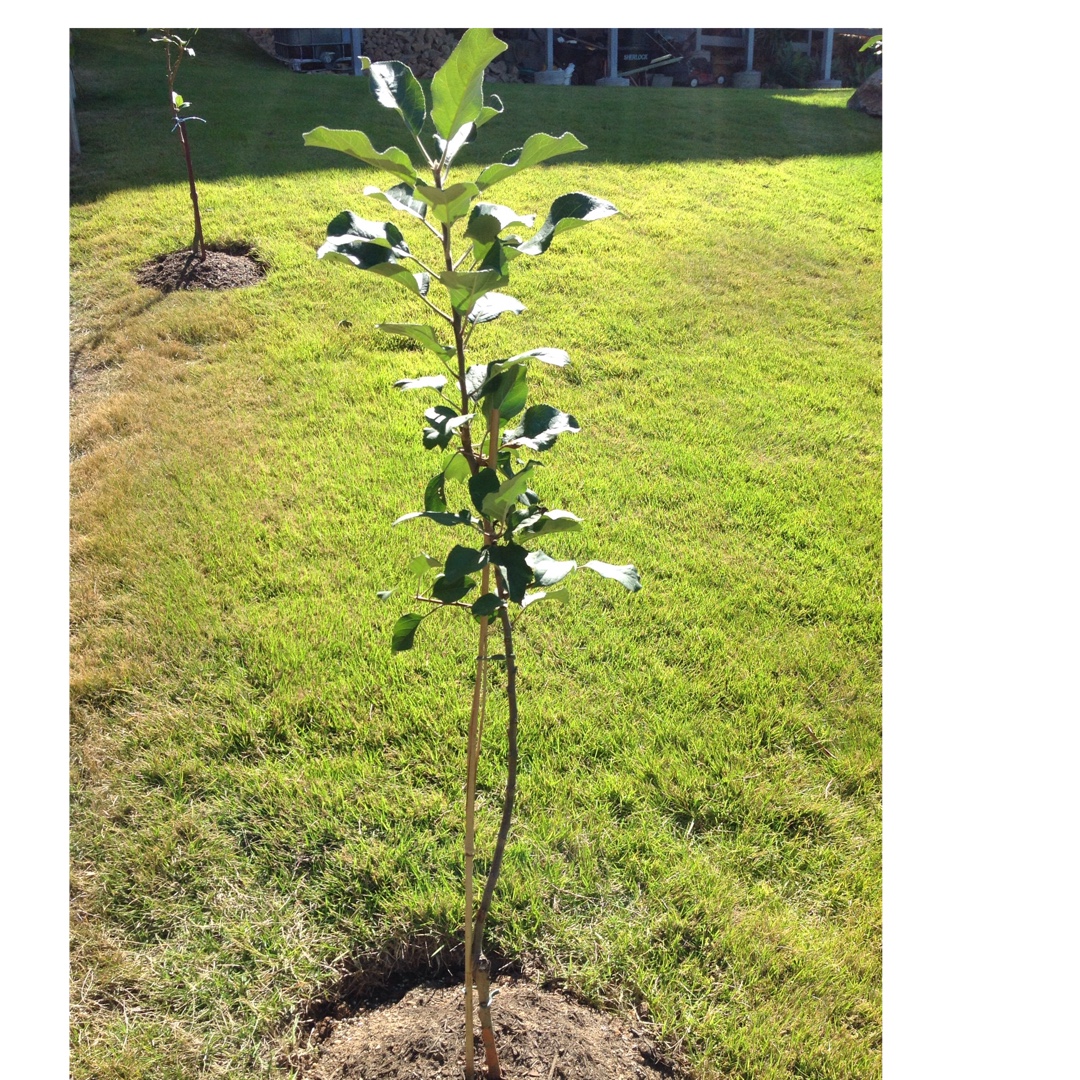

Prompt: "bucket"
[534,68,571,85]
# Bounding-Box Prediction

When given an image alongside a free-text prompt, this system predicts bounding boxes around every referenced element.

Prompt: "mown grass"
[70,29,882,1080]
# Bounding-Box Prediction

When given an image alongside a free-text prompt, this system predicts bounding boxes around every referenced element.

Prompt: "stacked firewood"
[362,28,521,81]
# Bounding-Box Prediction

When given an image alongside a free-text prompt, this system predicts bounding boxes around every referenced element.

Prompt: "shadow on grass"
[71,29,881,204]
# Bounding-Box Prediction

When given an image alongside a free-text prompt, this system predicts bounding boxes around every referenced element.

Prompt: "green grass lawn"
[70,29,882,1080]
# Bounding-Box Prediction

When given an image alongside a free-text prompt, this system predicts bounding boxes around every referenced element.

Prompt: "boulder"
[847,67,882,116]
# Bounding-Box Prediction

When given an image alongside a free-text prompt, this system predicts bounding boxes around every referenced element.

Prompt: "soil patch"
[135,242,266,293]
[300,977,682,1080]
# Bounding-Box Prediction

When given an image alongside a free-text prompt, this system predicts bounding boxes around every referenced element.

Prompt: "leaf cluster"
[305,29,639,653]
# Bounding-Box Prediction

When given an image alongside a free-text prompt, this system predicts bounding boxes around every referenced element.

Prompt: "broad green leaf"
[423,472,447,512]
[468,467,501,516]
[480,363,528,421]
[394,374,447,392]
[408,553,441,577]
[323,211,408,254]
[433,122,475,168]
[475,93,504,129]
[514,509,583,539]
[430,28,507,140]
[376,589,394,601]
[487,542,533,603]
[365,60,426,137]
[502,405,580,452]
[512,348,570,367]
[394,508,474,527]
[469,292,525,324]
[391,612,423,652]
[364,183,428,221]
[465,202,537,247]
[317,239,424,295]
[444,544,488,581]
[443,452,472,483]
[477,238,521,280]
[518,192,619,255]
[584,560,642,592]
[377,323,454,358]
[414,182,480,226]
[475,131,587,191]
[440,270,504,315]
[303,126,418,184]
[422,405,473,449]
[432,573,477,604]
[470,593,503,619]
[525,550,578,587]
[521,587,569,609]
[480,463,538,523]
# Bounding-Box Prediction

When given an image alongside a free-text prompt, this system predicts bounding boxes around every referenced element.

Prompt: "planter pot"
[811,78,843,89]
[732,70,762,89]
[649,74,673,87]
[595,76,631,87]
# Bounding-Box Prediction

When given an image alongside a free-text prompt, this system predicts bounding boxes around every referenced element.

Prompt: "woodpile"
[362,28,521,81]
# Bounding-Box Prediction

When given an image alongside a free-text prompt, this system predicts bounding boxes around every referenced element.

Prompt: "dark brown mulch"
[135,243,266,293]
[300,978,682,1080]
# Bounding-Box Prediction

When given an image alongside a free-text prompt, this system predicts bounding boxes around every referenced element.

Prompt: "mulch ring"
[298,975,685,1080]
[135,242,267,293]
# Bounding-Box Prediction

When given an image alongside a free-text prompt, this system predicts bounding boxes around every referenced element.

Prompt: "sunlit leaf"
[583,560,642,592]
[525,550,578,587]
[474,131,587,191]
[430,28,507,140]
[365,60,426,137]
[517,192,619,256]
[303,126,418,184]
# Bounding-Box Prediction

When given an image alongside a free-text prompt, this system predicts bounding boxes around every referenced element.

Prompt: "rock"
[847,67,882,116]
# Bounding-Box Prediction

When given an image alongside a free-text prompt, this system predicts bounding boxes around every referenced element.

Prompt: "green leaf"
[394,508,475,527]
[323,211,409,254]
[475,131,587,191]
[377,323,455,358]
[468,467,501,516]
[430,28,507,140]
[440,270,504,315]
[433,122,475,168]
[477,238,521,281]
[365,60,426,137]
[424,473,447,512]
[521,587,569,609]
[525,550,578,587]
[422,405,473,450]
[414,182,480,226]
[443,452,472,483]
[487,542,533,603]
[513,348,570,367]
[475,93,504,129]
[432,573,477,603]
[584,560,642,592]
[444,544,488,581]
[480,463,538,523]
[391,612,424,652]
[376,589,394,601]
[514,509,583,539]
[364,183,428,221]
[502,405,580,452]
[469,292,525,324]
[518,192,619,255]
[408,553,441,577]
[480,363,528,421]
[303,127,418,184]
[317,240,425,295]
[465,202,537,247]
[394,374,448,392]
[470,593,503,619]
